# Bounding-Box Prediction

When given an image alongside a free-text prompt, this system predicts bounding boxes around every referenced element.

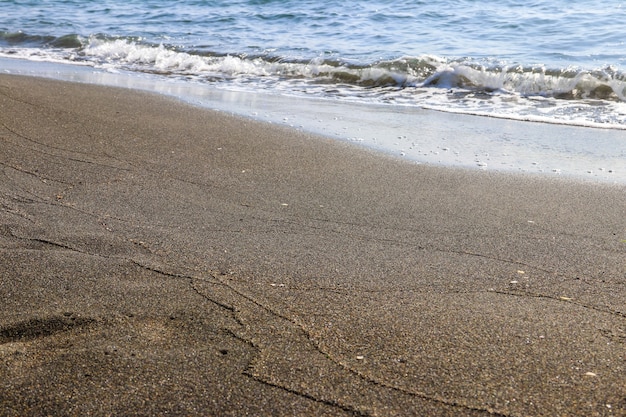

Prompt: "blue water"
[2,0,626,127]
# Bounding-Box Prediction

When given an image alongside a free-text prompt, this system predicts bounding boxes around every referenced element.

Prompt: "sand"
[1,74,625,416]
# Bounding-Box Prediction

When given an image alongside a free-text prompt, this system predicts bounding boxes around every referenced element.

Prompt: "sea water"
[1,0,625,181]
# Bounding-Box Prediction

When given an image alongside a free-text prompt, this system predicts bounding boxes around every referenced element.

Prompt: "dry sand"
[1,74,625,416]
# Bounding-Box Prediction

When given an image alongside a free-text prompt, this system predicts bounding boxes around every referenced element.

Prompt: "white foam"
[4,38,626,129]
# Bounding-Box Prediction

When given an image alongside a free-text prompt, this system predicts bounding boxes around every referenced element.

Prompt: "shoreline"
[2,56,626,184]
[1,74,625,416]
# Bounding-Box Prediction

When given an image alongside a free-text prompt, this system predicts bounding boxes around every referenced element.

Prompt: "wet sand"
[1,74,625,416]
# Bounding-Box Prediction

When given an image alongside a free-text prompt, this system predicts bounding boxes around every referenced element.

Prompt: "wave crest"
[4,33,625,104]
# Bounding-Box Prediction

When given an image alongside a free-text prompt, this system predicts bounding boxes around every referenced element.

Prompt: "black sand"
[1,74,625,416]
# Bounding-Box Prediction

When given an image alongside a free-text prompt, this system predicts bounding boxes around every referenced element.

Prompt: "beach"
[1,74,625,416]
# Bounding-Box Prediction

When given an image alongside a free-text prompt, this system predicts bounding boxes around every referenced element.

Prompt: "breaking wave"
[3,32,626,128]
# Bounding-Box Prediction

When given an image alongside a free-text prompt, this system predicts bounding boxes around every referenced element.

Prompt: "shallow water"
[3,57,624,184]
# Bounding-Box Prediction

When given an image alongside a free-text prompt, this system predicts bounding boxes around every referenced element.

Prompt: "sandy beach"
[1,74,625,416]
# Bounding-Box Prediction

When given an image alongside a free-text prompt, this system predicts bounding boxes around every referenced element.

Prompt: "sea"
[1,0,626,182]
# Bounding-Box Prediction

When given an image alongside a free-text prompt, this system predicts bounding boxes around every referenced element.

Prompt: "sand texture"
[1,74,625,416]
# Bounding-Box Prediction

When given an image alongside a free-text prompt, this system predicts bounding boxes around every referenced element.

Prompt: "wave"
[3,32,626,102]
[3,32,626,128]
